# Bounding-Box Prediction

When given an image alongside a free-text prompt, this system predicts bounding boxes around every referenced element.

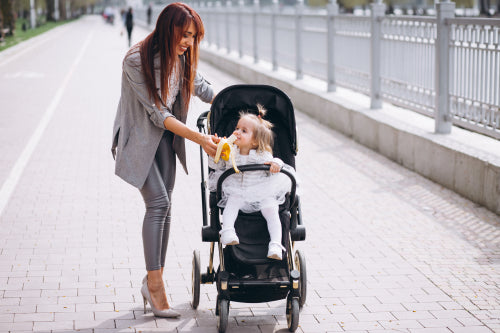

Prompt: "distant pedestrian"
[125,7,133,47]
[147,4,152,25]
[111,2,216,319]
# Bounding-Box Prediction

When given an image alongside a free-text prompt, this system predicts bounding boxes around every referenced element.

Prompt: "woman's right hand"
[201,134,219,157]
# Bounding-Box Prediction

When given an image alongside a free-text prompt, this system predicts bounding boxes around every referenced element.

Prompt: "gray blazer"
[111,50,214,189]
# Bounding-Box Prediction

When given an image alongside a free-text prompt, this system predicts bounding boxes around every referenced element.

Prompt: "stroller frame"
[190,85,306,333]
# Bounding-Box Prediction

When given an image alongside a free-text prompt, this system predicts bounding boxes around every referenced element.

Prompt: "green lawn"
[0,19,73,53]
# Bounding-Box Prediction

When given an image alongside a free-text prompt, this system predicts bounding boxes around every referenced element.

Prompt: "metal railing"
[137,1,500,140]
[380,16,436,116]
[448,18,500,138]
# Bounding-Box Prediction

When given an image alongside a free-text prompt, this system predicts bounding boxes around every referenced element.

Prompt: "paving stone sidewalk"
[0,15,499,333]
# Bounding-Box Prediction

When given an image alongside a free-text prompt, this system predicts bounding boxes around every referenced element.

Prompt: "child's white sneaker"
[220,228,239,246]
[267,242,285,260]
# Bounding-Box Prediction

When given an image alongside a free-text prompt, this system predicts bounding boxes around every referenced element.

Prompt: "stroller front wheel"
[191,250,201,309]
[286,296,299,332]
[217,298,229,333]
[294,250,307,308]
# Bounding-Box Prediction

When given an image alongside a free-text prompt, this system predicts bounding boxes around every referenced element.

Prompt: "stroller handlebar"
[216,164,297,208]
[197,111,210,130]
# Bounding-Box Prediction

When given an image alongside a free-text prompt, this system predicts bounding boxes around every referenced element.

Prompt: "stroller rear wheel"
[191,250,201,309]
[294,250,307,308]
[217,298,229,333]
[286,295,299,332]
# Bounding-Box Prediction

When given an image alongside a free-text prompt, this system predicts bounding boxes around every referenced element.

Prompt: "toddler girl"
[208,105,292,260]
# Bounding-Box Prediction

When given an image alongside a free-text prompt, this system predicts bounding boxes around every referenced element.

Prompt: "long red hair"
[135,2,204,111]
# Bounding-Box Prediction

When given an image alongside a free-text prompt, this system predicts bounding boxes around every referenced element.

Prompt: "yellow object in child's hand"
[214,134,239,173]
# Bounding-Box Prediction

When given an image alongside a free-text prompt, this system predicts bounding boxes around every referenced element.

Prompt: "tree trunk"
[0,0,16,36]
[479,0,491,15]
[46,0,54,21]
[0,9,4,41]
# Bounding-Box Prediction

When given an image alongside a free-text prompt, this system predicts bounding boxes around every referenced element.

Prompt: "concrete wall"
[201,47,500,215]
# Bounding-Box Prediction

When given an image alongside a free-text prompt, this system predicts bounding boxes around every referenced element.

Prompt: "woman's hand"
[265,161,281,174]
[163,117,219,157]
[201,134,219,157]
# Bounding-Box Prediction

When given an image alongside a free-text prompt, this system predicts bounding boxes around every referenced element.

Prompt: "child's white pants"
[222,197,282,244]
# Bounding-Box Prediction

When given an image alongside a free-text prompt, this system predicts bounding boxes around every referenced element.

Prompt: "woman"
[111,3,217,318]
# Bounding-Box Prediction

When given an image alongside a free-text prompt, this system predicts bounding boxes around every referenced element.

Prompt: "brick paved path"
[0,15,499,333]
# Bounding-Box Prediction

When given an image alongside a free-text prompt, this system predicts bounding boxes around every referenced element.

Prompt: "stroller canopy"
[209,84,297,168]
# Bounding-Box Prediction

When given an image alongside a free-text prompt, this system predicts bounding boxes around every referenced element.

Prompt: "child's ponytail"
[239,104,274,153]
[257,104,267,119]
[253,104,273,154]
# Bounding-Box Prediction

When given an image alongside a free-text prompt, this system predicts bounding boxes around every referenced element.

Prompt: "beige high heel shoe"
[141,281,180,318]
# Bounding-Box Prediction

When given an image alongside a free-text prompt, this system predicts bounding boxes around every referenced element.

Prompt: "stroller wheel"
[217,298,229,333]
[286,296,299,332]
[191,250,201,309]
[294,250,307,308]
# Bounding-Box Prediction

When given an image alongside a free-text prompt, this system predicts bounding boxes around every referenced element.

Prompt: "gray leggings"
[139,132,176,271]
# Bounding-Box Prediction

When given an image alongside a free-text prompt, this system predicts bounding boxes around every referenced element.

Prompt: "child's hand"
[265,161,281,174]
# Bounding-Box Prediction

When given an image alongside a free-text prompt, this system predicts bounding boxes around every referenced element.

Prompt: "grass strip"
[0,19,73,53]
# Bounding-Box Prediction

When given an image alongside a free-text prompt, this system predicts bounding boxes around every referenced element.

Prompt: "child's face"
[233,118,257,151]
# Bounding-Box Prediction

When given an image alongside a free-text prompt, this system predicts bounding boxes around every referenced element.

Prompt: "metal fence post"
[370,0,385,109]
[215,1,221,50]
[272,0,279,71]
[226,0,232,54]
[435,0,455,134]
[327,0,339,92]
[253,0,260,64]
[295,0,304,80]
[207,1,214,46]
[238,0,244,58]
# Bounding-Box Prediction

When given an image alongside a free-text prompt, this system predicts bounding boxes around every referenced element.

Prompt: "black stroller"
[191,85,306,332]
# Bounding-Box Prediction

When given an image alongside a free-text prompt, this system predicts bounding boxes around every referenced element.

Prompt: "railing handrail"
[383,15,437,23]
[446,17,500,25]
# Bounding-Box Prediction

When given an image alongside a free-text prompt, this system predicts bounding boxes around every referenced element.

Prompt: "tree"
[0,9,4,41]
[0,0,16,35]
[46,0,55,21]
[478,0,491,15]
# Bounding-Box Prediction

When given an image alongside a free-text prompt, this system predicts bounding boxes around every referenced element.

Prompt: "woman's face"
[176,21,196,55]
